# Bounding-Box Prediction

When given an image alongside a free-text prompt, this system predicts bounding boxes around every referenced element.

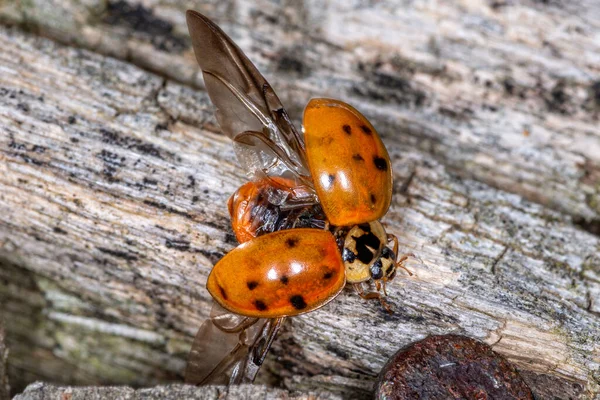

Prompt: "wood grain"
[0,1,599,399]
[2,0,599,228]
[0,324,8,400]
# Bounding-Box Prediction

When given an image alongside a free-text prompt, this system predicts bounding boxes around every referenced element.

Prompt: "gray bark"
[12,383,341,400]
[0,1,599,399]
[0,324,9,400]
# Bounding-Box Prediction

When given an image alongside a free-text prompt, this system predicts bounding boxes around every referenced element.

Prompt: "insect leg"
[387,233,399,255]
[237,318,283,384]
[252,317,286,367]
[380,278,388,297]
[374,279,382,292]
[353,283,393,313]
[387,234,414,276]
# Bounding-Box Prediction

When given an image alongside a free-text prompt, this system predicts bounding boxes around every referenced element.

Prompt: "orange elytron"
[304,98,393,226]
[185,9,412,386]
[208,229,345,318]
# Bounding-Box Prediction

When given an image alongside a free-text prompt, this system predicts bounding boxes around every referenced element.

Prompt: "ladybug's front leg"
[386,233,414,276]
[375,278,389,297]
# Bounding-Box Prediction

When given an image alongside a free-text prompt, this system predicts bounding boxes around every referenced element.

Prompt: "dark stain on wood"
[165,239,191,251]
[97,247,139,261]
[103,1,187,53]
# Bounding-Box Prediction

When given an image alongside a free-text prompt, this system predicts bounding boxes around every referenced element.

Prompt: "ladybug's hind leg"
[353,282,392,314]
[252,317,285,367]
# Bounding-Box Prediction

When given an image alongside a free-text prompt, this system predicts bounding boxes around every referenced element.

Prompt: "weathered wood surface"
[0,0,599,399]
[2,0,599,231]
[13,382,341,400]
[0,325,9,400]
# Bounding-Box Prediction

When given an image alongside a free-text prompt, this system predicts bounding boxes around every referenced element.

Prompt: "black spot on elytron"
[247,281,259,290]
[373,156,388,171]
[352,232,381,264]
[343,248,356,263]
[280,275,289,285]
[360,125,372,135]
[218,285,228,300]
[323,270,334,280]
[290,295,307,310]
[318,246,329,259]
[320,136,335,146]
[370,259,384,280]
[343,124,352,135]
[286,237,299,248]
[254,300,268,311]
[352,153,364,162]
[370,193,377,204]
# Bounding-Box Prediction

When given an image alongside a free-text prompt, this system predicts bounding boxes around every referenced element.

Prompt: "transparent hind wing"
[186,10,315,199]
[185,302,275,385]
[233,131,317,205]
[185,11,313,385]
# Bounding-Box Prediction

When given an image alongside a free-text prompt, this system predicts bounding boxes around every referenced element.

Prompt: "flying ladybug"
[184,10,413,386]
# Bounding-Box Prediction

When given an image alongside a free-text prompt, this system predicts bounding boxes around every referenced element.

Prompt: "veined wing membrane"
[186,10,314,199]
[185,11,315,384]
[185,302,278,385]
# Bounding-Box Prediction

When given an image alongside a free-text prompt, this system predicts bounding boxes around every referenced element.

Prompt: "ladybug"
[226,98,412,309]
[184,10,412,385]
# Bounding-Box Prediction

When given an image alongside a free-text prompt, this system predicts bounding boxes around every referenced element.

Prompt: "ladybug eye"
[370,259,383,280]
